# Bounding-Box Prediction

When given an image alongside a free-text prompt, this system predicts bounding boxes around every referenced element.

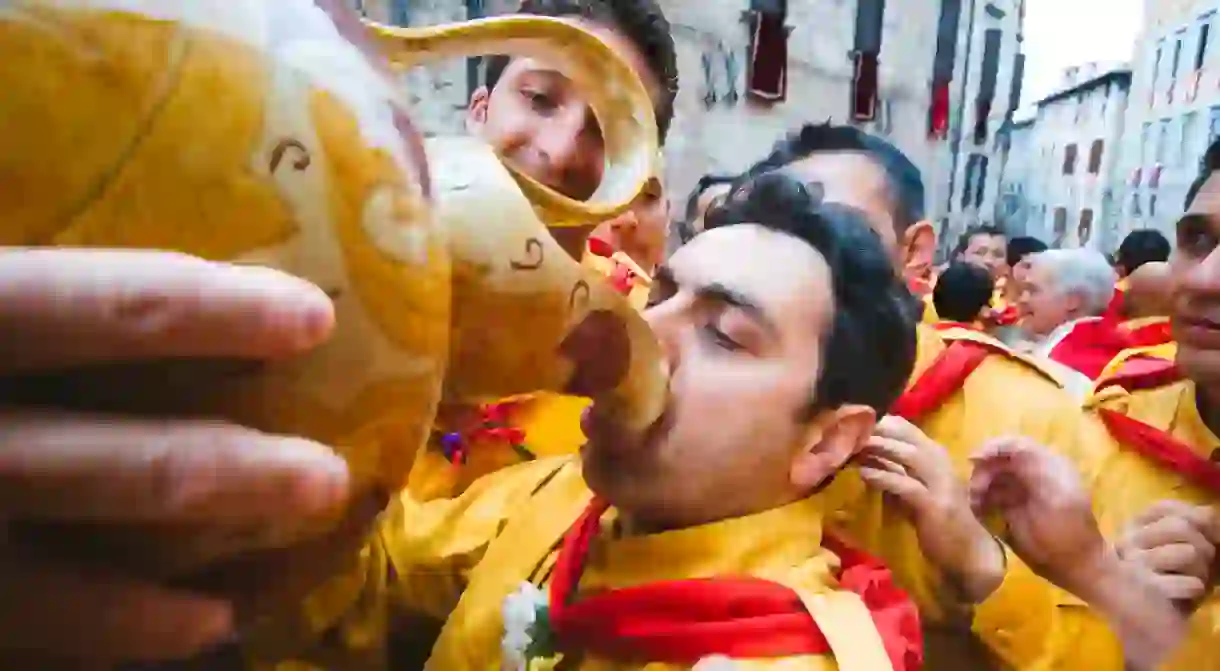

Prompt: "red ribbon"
[890,341,992,422]
[932,321,979,332]
[1095,357,1181,394]
[1125,319,1173,348]
[990,304,1020,326]
[547,499,923,668]
[1098,408,1220,495]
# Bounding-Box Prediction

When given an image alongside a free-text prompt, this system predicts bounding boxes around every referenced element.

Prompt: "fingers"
[1131,542,1213,577]
[0,552,234,663]
[184,491,386,621]
[0,409,351,530]
[1124,516,1213,556]
[874,415,933,448]
[0,249,335,374]
[1147,573,1209,603]
[1132,500,1213,528]
[858,465,927,505]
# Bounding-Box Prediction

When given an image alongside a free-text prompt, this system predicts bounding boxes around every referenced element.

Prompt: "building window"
[1135,128,1146,168]
[1156,119,1170,164]
[1063,143,1078,175]
[1087,139,1104,174]
[748,0,790,102]
[1053,207,1068,246]
[390,0,409,25]
[1173,33,1185,78]
[1183,111,1200,166]
[1198,17,1213,70]
[1079,209,1095,246]
[1152,42,1164,92]
[1167,117,1183,166]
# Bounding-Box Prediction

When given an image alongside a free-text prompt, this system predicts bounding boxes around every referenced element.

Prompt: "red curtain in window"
[747,11,788,102]
[928,80,951,138]
[852,52,880,121]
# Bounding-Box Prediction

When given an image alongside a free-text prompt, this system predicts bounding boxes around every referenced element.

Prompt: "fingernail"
[289,441,351,516]
[296,298,335,348]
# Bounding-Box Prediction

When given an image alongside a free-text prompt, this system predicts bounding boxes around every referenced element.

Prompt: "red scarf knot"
[437,400,533,466]
[546,499,922,669]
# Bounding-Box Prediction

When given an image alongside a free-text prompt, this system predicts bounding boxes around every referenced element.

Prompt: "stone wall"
[356,0,952,216]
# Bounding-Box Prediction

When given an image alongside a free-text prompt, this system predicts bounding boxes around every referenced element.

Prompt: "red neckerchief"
[1123,318,1173,348]
[1095,357,1182,395]
[547,498,923,668]
[932,320,979,332]
[1098,409,1220,494]
[990,304,1021,326]
[1102,286,1126,323]
[587,238,638,297]
[890,341,993,422]
[1047,319,1137,380]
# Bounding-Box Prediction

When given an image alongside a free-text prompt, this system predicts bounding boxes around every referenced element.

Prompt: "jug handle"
[362,16,659,227]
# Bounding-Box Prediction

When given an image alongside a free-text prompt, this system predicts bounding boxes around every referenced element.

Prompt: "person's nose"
[530,106,604,199]
[642,298,683,374]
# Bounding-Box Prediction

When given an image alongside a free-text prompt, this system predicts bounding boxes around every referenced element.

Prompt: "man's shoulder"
[936,329,1066,391]
[1089,356,1190,422]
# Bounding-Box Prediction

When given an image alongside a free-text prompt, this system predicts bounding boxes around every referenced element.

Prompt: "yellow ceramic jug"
[0,2,667,511]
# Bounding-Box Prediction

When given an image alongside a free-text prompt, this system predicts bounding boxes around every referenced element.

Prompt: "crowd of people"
[5,0,1220,669]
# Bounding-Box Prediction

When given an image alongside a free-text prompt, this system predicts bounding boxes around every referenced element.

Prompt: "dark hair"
[953,224,1007,258]
[738,123,927,235]
[684,174,738,222]
[705,173,917,416]
[483,0,679,143]
[933,262,995,323]
[1186,138,1220,208]
[1114,230,1171,274]
[1006,235,1048,268]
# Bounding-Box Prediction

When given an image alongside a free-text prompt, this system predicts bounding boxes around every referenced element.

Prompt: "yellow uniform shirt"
[1079,376,1220,667]
[260,458,903,670]
[826,327,1124,670]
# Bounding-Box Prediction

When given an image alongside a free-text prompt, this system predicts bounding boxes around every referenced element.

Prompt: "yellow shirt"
[273,327,1116,670]
[1161,605,1220,670]
[407,248,652,502]
[264,458,900,670]
[826,327,1124,670]
[1079,378,1220,667]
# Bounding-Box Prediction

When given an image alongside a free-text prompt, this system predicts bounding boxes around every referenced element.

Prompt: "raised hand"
[859,415,1005,602]
[1117,501,1220,605]
[0,249,352,664]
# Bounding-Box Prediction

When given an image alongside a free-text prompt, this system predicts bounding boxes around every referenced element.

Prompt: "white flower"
[693,656,739,671]
[502,582,549,670]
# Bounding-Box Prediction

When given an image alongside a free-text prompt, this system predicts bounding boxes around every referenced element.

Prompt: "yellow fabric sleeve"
[971,549,1125,670]
[249,458,571,669]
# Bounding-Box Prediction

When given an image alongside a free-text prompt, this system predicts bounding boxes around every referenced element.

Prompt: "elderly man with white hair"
[1018,248,1136,381]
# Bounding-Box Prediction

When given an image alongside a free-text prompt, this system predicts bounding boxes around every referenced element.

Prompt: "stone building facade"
[1115,0,1220,238]
[1003,65,1131,251]
[353,0,1025,255]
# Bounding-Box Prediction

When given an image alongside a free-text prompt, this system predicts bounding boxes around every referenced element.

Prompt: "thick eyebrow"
[697,281,780,339]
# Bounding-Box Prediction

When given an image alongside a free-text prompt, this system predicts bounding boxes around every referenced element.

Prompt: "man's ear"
[465,86,491,133]
[901,220,937,273]
[790,405,877,491]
